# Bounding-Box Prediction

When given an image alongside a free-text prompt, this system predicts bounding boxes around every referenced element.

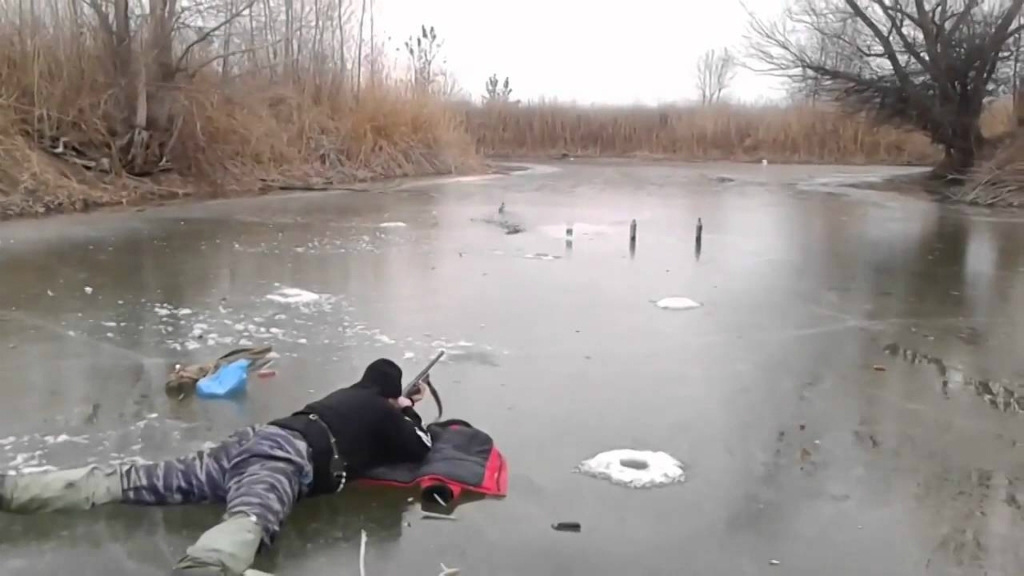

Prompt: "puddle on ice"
[575,449,686,488]
[654,297,702,311]
[539,223,615,239]
[434,341,500,367]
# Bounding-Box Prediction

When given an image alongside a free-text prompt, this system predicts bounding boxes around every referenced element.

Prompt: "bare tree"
[695,48,737,104]
[484,74,512,103]
[745,0,1024,176]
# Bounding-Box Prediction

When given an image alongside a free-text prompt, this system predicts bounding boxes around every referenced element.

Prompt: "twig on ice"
[359,529,368,576]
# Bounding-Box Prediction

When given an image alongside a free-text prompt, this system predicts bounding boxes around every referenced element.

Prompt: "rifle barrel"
[403,350,445,397]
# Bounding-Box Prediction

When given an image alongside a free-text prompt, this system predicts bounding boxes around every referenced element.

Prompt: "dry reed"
[462,102,943,165]
[0,4,479,219]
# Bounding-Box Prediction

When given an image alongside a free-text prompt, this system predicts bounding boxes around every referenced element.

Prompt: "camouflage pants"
[120,424,314,545]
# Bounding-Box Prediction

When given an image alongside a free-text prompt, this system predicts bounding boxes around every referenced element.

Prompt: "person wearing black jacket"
[0,358,432,576]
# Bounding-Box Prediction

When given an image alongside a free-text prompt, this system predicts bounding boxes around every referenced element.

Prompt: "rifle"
[403,350,445,420]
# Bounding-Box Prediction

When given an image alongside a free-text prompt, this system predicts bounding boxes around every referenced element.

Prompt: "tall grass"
[0,0,478,218]
[463,102,943,165]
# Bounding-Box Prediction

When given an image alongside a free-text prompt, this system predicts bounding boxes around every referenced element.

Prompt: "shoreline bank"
[1,158,1017,224]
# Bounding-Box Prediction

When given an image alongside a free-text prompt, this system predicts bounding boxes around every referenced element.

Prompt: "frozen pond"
[2,160,1024,575]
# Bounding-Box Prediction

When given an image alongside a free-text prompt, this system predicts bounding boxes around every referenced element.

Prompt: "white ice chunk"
[379,222,407,227]
[575,449,686,488]
[266,287,321,304]
[83,286,94,295]
[42,434,88,445]
[654,297,702,311]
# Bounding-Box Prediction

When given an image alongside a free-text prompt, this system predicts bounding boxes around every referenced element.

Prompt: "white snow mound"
[654,297,702,310]
[576,449,685,488]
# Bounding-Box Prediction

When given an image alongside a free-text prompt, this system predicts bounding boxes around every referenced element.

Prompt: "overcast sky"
[372,0,790,105]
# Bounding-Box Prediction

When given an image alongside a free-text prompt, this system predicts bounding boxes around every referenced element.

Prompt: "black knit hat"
[351,358,403,398]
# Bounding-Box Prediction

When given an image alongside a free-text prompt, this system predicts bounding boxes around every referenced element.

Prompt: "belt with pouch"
[305,413,347,493]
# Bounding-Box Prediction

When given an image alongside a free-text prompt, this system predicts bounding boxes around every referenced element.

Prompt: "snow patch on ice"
[379,222,408,228]
[575,449,686,488]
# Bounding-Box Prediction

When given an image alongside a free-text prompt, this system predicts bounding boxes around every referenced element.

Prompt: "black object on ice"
[552,522,582,533]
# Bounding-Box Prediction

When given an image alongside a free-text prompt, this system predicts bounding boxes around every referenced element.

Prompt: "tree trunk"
[1017,89,1024,128]
[356,0,366,97]
[221,0,236,81]
[112,0,131,82]
[337,0,346,88]
[369,0,374,88]
[284,0,294,79]
[936,121,985,177]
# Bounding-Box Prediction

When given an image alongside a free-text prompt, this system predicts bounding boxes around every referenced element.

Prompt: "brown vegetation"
[3,0,1024,219]
[0,0,477,219]
[963,129,1024,207]
[464,102,942,165]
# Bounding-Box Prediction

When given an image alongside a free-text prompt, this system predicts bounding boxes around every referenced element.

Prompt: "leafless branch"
[186,38,282,77]
[173,0,258,73]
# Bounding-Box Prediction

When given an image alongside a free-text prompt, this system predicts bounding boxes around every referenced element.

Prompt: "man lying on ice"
[0,357,507,576]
